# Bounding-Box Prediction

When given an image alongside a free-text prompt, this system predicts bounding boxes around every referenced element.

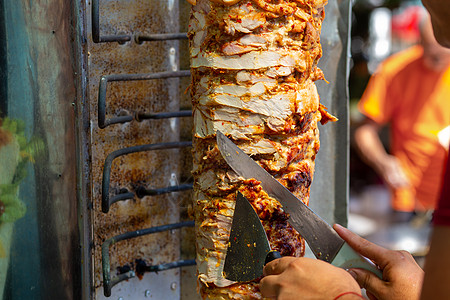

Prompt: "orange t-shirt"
[358,45,450,212]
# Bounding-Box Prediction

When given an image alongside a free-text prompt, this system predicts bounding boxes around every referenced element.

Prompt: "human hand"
[186,0,241,5]
[378,155,410,190]
[260,256,362,299]
[334,224,424,300]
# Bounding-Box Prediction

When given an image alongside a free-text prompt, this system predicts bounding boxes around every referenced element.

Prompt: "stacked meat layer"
[189,0,335,298]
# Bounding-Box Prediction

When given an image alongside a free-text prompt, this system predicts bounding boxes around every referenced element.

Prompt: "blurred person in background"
[353,11,450,221]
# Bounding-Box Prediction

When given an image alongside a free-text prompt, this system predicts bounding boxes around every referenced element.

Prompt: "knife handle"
[265,250,282,265]
[331,242,383,279]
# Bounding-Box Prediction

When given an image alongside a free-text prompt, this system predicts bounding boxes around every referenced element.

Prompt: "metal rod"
[136,183,193,198]
[136,110,192,121]
[97,70,191,129]
[102,221,195,297]
[136,259,196,274]
[108,191,136,208]
[101,141,192,213]
[91,0,131,43]
[92,0,187,44]
[135,33,188,43]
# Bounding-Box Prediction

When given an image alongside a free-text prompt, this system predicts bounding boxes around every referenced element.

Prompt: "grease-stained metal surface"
[84,0,193,298]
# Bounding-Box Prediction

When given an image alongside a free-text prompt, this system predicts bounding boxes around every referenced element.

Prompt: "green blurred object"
[0,117,44,223]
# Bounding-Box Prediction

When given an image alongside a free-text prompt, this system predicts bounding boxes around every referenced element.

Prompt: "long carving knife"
[217,130,382,278]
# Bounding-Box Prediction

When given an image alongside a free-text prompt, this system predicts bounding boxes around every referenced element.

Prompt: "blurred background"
[348,0,431,265]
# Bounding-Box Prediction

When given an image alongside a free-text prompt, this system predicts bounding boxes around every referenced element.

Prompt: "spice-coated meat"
[189,0,334,298]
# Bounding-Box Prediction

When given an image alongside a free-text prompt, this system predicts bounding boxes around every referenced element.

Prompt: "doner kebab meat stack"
[188,0,336,298]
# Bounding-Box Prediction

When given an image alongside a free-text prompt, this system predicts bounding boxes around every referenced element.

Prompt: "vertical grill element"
[91,0,188,44]
[101,221,195,297]
[97,71,191,128]
[101,141,193,213]
[91,0,196,298]
[99,122,196,297]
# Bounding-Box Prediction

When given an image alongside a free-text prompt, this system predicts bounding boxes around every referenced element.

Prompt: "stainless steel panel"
[310,0,351,227]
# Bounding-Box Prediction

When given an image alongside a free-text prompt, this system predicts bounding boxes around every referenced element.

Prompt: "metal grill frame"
[91,0,188,44]
[101,141,193,213]
[92,2,195,296]
[97,70,191,129]
[101,221,195,297]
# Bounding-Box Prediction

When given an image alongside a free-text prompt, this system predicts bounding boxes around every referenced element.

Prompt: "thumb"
[349,268,385,298]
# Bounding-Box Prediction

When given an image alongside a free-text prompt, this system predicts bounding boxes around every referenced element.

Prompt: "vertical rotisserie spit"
[188,0,336,298]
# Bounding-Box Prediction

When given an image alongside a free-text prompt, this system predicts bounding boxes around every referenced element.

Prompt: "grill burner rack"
[93,1,196,296]
[101,221,196,297]
[99,104,195,296]
[99,122,195,297]
[92,0,188,44]
[97,70,192,129]
[101,141,193,213]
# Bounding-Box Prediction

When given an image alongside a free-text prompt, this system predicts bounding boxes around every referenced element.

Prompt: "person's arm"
[354,118,410,190]
[420,226,450,299]
[260,224,424,300]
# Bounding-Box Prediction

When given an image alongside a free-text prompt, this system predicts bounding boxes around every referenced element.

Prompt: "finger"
[186,0,196,5]
[263,257,299,276]
[259,275,279,298]
[349,268,385,299]
[333,224,391,269]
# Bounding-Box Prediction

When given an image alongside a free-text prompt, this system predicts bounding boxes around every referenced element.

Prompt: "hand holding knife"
[217,130,383,281]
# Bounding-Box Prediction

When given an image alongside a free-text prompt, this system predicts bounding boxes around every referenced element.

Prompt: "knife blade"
[223,192,281,282]
[217,131,382,278]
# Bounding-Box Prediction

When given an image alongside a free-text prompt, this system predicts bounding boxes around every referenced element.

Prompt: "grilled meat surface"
[189,0,335,298]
